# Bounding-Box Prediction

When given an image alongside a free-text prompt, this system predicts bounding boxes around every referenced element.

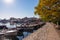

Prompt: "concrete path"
[23,23,60,40]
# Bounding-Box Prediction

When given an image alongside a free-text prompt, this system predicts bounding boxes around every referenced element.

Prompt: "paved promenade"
[23,23,60,40]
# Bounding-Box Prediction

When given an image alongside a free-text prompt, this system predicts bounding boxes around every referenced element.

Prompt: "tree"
[35,0,60,24]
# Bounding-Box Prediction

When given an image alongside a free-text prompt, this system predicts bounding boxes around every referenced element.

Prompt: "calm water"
[0,23,16,29]
[0,23,34,40]
[17,32,32,40]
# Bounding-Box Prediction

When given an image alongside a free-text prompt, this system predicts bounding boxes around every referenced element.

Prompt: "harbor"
[0,19,45,40]
[0,0,60,40]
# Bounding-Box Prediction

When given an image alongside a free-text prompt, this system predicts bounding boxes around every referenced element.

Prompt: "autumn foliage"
[35,0,60,23]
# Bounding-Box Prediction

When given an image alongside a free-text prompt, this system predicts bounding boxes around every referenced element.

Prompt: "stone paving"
[23,23,60,40]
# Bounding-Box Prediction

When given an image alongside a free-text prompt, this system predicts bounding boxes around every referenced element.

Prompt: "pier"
[16,22,45,31]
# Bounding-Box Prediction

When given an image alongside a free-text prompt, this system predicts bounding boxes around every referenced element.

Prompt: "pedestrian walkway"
[23,22,60,40]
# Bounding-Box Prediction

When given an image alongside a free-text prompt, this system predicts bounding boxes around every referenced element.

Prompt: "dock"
[16,22,45,31]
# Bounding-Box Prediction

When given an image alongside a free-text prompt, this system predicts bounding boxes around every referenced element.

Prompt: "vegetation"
[35,0,60,24]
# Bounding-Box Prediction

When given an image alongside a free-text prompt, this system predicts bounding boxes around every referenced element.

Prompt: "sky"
[0,0,38,19]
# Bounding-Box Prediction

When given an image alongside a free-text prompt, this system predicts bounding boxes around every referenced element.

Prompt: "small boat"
[5,30,17,36]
